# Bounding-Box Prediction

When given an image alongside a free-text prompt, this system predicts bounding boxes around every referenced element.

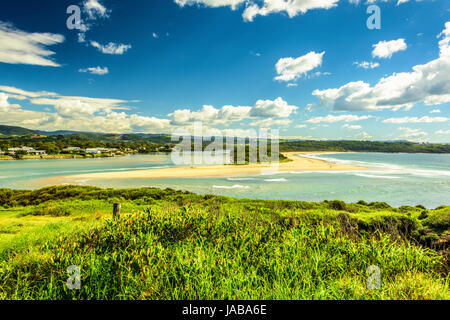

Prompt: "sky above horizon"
[0,0,449,142]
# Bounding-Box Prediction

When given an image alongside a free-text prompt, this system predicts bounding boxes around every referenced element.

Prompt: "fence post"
[113,203,121,219]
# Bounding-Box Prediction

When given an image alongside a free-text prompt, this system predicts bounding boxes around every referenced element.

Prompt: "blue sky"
[0,0,449,142]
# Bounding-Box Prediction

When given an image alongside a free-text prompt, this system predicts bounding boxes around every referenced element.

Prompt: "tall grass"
[0,192,448,300]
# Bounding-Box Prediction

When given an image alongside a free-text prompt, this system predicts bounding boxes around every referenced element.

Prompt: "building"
[86,148,118,154]
[0,150,5,155]
[30,150,47,155]
[7,147,47,155]
[63,147,82,152]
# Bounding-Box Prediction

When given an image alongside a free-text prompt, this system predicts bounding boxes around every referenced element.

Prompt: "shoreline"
[37,152,368,185]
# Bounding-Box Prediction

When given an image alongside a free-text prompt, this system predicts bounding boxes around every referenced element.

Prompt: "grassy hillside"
[0,125,37,137]
[0,186,448,300]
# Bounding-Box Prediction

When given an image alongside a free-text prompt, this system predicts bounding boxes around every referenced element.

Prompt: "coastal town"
[0,146,122,159]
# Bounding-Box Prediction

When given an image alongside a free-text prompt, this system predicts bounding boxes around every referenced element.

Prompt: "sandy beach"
[39,152,368,185]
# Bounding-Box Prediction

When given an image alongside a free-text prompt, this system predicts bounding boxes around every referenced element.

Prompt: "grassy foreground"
[0,186,448,300]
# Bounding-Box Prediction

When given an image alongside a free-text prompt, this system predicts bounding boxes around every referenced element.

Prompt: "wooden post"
[113,203,121,219]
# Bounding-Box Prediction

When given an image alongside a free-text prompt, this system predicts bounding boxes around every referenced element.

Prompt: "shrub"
[329,200,348,211]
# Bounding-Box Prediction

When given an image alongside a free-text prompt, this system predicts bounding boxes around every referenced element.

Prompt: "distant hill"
[35,130,83,136]
[0,125,38,137]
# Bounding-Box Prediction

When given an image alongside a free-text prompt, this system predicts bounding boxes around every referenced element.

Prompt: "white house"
[63,147,82,152]
[86,148,118,154]
[7,147,46,155]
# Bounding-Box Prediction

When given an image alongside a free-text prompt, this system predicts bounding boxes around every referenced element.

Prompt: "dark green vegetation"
[0,186,448,300]
[1,125,449,158]
[280,140,450,153]
[0,125,37,137]
[0,132,173,156]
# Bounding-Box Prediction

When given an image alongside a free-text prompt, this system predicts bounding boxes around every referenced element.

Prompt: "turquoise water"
[0,153,449,208]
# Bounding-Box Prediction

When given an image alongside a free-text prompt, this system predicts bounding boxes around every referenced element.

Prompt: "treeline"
[2,133,449,156]
[0,134,174,154]
[279,140,450,153]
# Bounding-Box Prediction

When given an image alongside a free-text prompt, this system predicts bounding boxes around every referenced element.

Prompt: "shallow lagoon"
[0,152,449,208]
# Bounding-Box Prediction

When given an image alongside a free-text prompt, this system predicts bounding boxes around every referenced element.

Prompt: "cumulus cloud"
[353,61,380,69]
[83,0,110,20]
[76,0,111,42]
[169,97,297,125]
[0,86,299,134]
[78,66,109,75]
[242,0,339,22]
[355,131,372,140]
[90,41,132,55]
[0,92,9,109]
[398,127,428,140]
[342,124,362,130]
[174,0,245,9]
[0,85,173,134]
[312,22,450,112]
[174,0,339,21]
[249,97,298,117]
[382,116,449,124]
[372,39,407,59]
[29,95,130,118]
[306,114,373,124]
[250,118,291,127]
[0,22,64,67]
[275,51,325,82]
[436,129,450,135]
[430,109,441,113]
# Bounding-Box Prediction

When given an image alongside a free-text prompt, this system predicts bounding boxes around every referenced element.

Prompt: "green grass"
[0,186,448,300]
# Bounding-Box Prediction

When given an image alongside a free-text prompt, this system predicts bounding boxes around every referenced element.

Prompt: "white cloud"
[0,86,172,134]
[436,129,450,135]
[0,22,64,67]
[30,96,129,118]
[174,0,245,9]
[0,85,301,134]
[77,0,110,42]
[90,41,132,55]
[383,116,449,124]
[0,85,58,98]
[250,97,298,118]
[355,131,372,140]
[372,39,407,59]
[78,66,109,75]
[295,124,307,128]
[275,51,325,82]
[312,22,450,112]
[83,0,110,19]
[398,127,428,140]
[250,118,291,127]
[243,0,340,22]
[430,109,441,113]
[306,114,373,124]
[342,124,362,130]
[0,92,9,109]
[366,0,420,5]
[353,61,380,69]
[174,0,339,21]
[169,97,297,125]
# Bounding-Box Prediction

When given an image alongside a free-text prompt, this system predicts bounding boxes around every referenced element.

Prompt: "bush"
[28,205,72,217]
[329,200,348,211]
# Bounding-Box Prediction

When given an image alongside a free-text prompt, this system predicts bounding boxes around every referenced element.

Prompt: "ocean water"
[0,153,449,208]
